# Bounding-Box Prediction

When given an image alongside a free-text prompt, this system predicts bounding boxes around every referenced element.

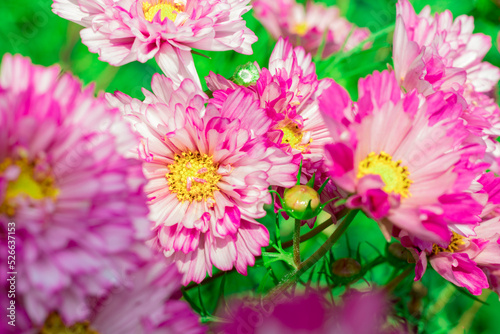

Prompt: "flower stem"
[384,265,414,292]
[293,218,301,267]
[265,209,359,301]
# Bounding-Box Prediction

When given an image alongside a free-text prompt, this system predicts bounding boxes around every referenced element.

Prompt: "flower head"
[108,74,297,284]
[0,54,151,326]
[52,0,258,86]
[319,70,485,243]
[253,0,370,58]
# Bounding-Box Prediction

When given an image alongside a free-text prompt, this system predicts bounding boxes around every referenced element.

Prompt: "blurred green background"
[1,0,500,332]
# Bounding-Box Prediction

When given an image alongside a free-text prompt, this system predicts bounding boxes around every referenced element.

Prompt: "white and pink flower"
[108,74,298,284]
[52,0,258,86]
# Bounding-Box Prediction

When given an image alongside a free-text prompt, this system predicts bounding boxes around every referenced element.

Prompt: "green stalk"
[265,209,359,301]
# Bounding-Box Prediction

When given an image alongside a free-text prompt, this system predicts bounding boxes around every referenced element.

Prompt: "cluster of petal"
[0,54,151,326]
[7,256,205,333]
[393,0,500,170]
[214,290,398,334]
[401,172,500,295]
[107,74,297,284]
[253,0,370,58]
[52,0,258,86]
[319,70,485,243]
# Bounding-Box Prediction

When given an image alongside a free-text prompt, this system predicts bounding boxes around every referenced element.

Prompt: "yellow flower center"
[292,22,308,36]
[40,312,99,334]
[142,1,184,22]
[279,123,311,152]
[166,152,221,203]
[357,152,412,198]
[0,158,59,216]
[432,232,465,255]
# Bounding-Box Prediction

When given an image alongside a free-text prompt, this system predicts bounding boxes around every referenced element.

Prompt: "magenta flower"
[107,74,297,284]
[0,54,151,326]
[319,70,485,243]
[400,172,500,295]
[393,0,500,170]
[214,290,395,334]
[9,256,205,333]
[253,0,370,58]
[52,0,258,86]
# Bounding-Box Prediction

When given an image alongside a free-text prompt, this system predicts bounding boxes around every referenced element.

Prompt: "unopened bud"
[331,258,362,278]
[283,185,320,220]
[387,242,413,266]
[232,62,260,86]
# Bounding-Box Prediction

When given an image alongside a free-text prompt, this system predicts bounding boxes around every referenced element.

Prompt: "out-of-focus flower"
[319,70,486,244]
[107,74,297,284]
[10,256,205,333]
[52,0,258,86]
[253,0,370,58]
[214,290,396,334]
[0,54,151,326]
[393,0,500,170]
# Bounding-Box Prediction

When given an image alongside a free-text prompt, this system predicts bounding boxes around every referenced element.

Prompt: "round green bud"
[283,185,320,219]
[232,62,260,86]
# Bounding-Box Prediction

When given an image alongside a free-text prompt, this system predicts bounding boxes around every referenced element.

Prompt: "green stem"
[293,218,301,267]
[384,265,414,292]
[265,209,359,301]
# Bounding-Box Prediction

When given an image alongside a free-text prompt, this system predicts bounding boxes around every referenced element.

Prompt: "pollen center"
[0,158,59,216]
[41,312,99,334]
[292,22,308,36]
[279,123,311,152]
[432,232,465,255]
[357,152,412,198]
[166,152,221,202]
[143,1,184,22]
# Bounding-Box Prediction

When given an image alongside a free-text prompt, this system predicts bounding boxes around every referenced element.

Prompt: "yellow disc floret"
[432,232,465,255]
[0,158,59,216]
[292,22,308,36]
[279,123,312,152]
[143,1,184,22]
[41,312,99,334]
[166,152,221,202]
[357,151,412,198]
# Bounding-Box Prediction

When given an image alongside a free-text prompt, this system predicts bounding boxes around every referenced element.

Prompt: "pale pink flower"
[52,0,258,86]
[319,70,485,243]
[107,74,297,284]
[253,0,370,58]
[0,54,151,326]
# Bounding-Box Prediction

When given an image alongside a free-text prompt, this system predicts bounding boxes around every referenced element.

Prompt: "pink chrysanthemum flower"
[107,74,297,284]
[206,38,343,225]
[401,173,500,295]
[52,0,257,86]
[0,55,151,326]
[253,0,370,58]
[207,38,333,175]
[319,70,486,243]
[393,0,500,169]
[7,256,205,333]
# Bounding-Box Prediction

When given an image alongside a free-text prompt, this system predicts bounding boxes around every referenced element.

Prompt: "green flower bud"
[231,62,260,86]
[283,185,320,220]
